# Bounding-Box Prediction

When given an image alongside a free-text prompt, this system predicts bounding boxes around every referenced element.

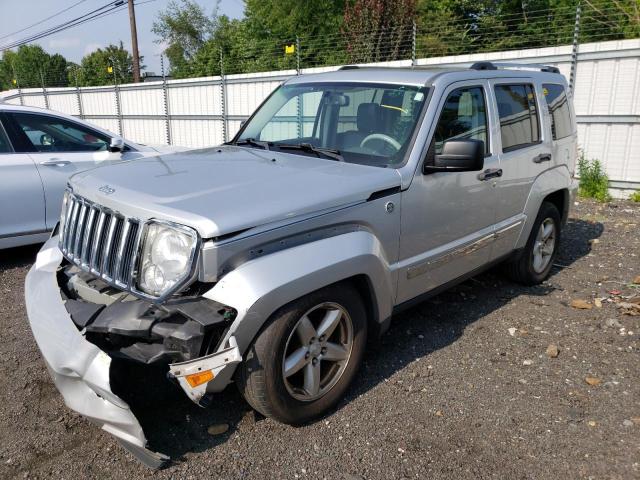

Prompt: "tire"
[505,201,561,285]
[236,283,367,425]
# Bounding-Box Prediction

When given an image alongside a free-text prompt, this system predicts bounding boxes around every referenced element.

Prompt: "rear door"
[541,83,577,175]
[4,112,123,229]
[0,115,46,241]
[489,80,552,258]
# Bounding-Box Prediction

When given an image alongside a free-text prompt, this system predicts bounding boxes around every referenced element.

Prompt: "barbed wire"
[3,2,638,88]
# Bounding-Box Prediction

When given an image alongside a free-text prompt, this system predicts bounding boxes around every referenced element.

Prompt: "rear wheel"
[505,201,561,285]
[236,283,367,425]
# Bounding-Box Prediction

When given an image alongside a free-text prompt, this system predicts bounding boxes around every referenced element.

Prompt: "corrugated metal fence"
[1,38,639,192]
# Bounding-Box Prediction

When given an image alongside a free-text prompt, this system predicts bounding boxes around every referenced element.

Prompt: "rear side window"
[543,84,573,140]
[494,84,540,152]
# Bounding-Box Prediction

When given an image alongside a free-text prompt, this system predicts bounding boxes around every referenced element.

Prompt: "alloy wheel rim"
[282,302,354,402]
[532,218,556,274]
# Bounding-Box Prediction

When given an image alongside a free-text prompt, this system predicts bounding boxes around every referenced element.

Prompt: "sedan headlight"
[137,221,199,297]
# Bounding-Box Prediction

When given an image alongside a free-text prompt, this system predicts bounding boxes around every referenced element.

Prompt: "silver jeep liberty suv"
[25,62,578,466]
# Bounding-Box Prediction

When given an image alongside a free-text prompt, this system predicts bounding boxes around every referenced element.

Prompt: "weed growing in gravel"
[578,154,611,202]
[630,191,640,202]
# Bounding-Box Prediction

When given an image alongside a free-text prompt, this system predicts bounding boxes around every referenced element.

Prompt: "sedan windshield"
[234,82,429,167]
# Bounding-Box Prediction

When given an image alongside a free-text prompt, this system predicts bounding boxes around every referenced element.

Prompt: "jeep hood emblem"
[99,185,116,195]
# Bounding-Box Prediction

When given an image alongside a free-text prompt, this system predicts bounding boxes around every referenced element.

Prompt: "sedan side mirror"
[423,139,484,174]
[108,137,125,153]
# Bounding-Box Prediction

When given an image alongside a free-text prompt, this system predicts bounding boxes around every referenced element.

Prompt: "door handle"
[41,159,71,167]
[533,153,552,163]
[478,168,503,181]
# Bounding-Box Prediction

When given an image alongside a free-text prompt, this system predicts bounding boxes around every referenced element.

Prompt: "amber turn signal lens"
[185,370,214,388]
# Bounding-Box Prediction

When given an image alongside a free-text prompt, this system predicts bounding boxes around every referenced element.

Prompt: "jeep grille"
[59,193,142,290]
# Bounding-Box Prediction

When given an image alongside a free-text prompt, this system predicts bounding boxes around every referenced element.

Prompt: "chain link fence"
[1,3,639,190]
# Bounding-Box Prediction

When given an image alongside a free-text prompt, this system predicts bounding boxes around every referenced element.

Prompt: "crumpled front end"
[25,238,168,467]
[24,237,240,467]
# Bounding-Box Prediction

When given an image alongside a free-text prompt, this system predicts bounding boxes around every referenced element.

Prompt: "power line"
[0,1,126,52]
[0,0,90,42]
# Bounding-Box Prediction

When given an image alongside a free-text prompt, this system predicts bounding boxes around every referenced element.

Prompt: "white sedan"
[0,103,186,249]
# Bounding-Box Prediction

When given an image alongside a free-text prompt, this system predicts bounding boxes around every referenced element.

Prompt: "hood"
[148,143,192,154]
[69,146,401,238]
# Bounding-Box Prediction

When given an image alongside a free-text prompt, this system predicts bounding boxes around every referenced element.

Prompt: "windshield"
[234,82,429,167]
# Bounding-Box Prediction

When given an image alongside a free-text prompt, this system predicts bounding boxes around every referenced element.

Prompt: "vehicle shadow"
[115,217,603,464]
[0,244,41,270]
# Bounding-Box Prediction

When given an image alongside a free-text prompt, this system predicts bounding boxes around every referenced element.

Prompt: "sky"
[0,0,245,74]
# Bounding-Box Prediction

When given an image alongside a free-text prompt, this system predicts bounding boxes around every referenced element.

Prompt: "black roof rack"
[470,61,560,74]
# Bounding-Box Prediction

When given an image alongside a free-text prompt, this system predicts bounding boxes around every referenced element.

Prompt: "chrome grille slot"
[105,216,125,279]
[59,192,143,294]
[118,221,140,287]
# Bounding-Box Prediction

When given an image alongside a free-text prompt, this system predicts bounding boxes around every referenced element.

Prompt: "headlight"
[137,221,198,297]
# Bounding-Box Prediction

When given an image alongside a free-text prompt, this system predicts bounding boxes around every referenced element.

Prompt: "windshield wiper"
[276,143,344,162]
[232,138,271,150]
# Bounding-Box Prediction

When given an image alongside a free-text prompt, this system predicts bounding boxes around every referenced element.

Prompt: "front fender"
[203,230,395,357]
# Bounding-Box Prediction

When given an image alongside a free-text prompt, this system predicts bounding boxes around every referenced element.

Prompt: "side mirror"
[108,137,125,153]
[424,139,484,174]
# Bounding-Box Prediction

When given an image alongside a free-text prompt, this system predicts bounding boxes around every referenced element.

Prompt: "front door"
[396,80,499,304]
[4,112,123,229]
[0,119,46,241]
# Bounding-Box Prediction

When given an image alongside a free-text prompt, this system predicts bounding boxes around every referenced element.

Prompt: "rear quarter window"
[542,84,573,140]
[494,84,540,152]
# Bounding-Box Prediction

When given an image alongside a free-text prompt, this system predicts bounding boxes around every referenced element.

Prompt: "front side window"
[10,113,110,153]
[236,82,429,167]
[495,84,540,152]
[432,86,488,155]
[543,84,573,140]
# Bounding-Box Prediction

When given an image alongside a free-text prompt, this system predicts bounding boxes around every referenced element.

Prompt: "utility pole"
[128,0,141,82]
[569,1,581,94]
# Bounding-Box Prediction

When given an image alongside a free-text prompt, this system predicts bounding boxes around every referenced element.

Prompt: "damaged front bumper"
[24,237,241,467]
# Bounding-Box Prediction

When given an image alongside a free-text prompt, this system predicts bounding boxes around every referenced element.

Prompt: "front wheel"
[236,283,367,425]
[505,201,561,285]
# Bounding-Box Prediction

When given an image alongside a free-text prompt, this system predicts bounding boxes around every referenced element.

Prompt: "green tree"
[47,53,69,87]
[342,0,417,63]
[153,0,346,76]
[580,0,640,42]
[150,0,640,77]
[0,45,69,89]
[416,0,476,56]
[77,42,140,86]
[243,0,345,70]
[0,50,19,91]
[189,16,249,76]
[152,0,215,77]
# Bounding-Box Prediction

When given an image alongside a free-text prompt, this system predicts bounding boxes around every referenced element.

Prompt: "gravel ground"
[0,198,638,480]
